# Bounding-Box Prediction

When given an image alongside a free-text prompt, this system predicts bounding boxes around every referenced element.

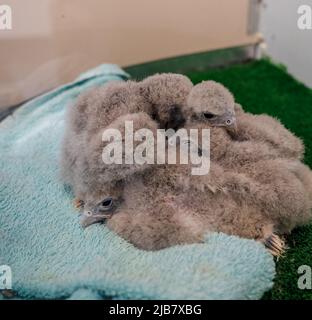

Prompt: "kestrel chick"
[185,80,236,129]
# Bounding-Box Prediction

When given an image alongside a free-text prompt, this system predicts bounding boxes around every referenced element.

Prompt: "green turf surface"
[186,59,312,300]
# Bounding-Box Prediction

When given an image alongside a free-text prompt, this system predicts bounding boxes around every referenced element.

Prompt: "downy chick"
[90,144,309,256]
[60,74,192,206]
[182,81,312,247]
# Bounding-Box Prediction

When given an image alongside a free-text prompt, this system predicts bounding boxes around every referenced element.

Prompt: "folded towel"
[0,64,275,300]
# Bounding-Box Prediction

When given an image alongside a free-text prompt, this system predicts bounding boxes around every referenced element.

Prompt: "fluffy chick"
[61,73,192,184]
[184,80,236,128]
[65,73,192,138]
[139,73,193,130]
[61,76,312,256]
[184,80,312,197]
[60,73,193,207]
[72,111,310,256]
[181,81,312,249]
[183,81,304,164]
[62,111,159,223]
[60,80,147,191]
[104,144,311,256]
[67,110,311,255]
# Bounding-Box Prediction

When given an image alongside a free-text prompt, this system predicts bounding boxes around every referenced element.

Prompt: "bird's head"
[80,181,124,228]
[140,73,193,130]
[185,81,236,130]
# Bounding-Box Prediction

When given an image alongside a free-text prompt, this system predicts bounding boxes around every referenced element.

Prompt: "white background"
[260,0,312,88]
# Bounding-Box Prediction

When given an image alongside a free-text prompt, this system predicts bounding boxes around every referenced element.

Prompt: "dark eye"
[203,112,215,119]
[100,198,113,208]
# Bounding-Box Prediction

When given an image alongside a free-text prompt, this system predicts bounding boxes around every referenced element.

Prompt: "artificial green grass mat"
[185,59,312,300]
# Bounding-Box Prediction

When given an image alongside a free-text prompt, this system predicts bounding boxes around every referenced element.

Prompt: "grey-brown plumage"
[181,80,312,252]
[106,80,312,254]
[185,80,236,127]
[60,73,192,222]
[183,80,304,165]
[105,145,312,254]
[60,75,312,256]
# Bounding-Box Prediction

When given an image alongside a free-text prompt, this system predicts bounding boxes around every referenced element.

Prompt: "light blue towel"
[0,64,275,300]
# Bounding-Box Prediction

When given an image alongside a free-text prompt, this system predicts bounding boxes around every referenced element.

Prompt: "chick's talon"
[73,198,84,210]
[263,233,286,257]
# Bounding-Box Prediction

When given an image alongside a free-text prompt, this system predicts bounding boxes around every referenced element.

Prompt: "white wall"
[260,0,312,88]
[0,0,259,109]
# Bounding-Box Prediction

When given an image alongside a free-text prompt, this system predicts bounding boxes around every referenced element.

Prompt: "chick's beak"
[225,115,237,133]
[211,112,236,130]
[80,210,113,228]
